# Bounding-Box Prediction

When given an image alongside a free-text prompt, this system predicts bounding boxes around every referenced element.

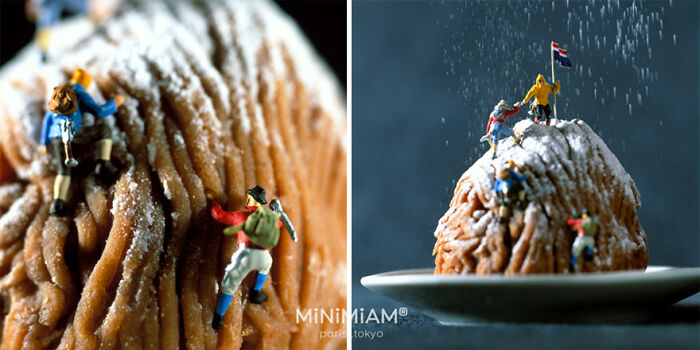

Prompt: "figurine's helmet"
[246,185,267,205]
[582,209,590,218]
[71,68,92,88]
[497,100,508,107]
[536,74,546,86]
[48,84,78,115]
[497,168,511,180]
[507,160,516,169]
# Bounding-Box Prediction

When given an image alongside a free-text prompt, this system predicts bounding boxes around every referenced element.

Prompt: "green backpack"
[239,206,280,249]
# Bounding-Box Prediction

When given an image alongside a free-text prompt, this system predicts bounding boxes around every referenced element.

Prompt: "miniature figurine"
[527,100,537,116]
[521,74,560,126]
[209,186,298,330]
[480,100,521,159]
[26,0,89,62]
[566,210,600,270]
[40,68,124,216]
[493,161,528,223]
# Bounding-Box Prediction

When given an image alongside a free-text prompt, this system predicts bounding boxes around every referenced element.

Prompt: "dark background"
[352,1,698,349]
[0,0,346,88]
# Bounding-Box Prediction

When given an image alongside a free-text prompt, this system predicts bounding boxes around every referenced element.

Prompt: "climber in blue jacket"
[40,68,124,215]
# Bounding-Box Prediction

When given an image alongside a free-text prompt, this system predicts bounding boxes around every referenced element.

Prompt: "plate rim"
[361,265,700,288]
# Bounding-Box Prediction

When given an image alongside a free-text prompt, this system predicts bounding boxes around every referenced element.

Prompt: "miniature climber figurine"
[521,74,561,126]
[567,210,600,270]
[527,100,537,116]
[493,161,528,223]
[480,100,522,159]
[26,0,89,62]
[209,186,298,330]
[40,68,124,216]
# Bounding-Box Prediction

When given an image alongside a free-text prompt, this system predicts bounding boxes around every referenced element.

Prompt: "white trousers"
[571,235,595,258]
[220,246,273,295]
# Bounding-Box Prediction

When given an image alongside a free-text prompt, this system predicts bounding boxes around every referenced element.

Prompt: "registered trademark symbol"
[399,307,408,316]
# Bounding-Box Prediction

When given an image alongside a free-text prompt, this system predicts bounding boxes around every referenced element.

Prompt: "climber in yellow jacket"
[521,74,561,126]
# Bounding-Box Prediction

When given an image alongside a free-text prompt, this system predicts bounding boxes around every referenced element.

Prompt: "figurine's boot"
[36,28,51,63]
[212,293,233,330]
[569,255,578,270]
[51,175,71,216]
[584,247,594,261]
[534,117,540,124]
[249,273,268,304]
[546,117,551,126]
[94,139,119,182]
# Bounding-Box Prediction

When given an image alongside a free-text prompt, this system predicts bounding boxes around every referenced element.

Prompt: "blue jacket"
[494,169,527,195]
[40,83,116,146]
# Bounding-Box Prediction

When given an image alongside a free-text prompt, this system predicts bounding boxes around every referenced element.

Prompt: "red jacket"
[210,202,282,249]
[486,105,520,133]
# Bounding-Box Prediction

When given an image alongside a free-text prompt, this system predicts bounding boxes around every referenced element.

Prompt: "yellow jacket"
[522,75,561,106]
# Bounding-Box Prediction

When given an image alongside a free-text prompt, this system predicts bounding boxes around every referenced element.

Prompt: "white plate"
[360,266,700,324]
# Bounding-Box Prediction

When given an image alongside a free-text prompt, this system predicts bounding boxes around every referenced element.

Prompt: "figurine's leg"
[490,136,498,159]
[36,28,51,62]
[490,130,500,159]
[248,250,273,304]
[545,105,552,126]
[213,248,252,330]
[569,255,578,270]
[76,123,119,181]
[50,138,70,216]
[570,235,585,270]
[498,205,509,223]
[506,127,520,144]
[36,2,61,62]
[583,236,595,261]
[517,189,527,208]
[534,105,542,124]
[94,138,118,176]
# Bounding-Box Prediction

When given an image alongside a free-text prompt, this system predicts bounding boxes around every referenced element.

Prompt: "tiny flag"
[552,42,572,68]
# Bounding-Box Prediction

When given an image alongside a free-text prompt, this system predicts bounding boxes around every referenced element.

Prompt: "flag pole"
[551,41,557,119]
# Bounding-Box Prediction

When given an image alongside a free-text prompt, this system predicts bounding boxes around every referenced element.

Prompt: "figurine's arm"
[512,170,527,183]
[566,217,581,228]
[76,87,117,119]
[503,104,520,119]
[210,201,246,227]
[492,179,502,196]
[40,111,53,146]
[486,117,494,133]
[521,86,537,104]
[554,81,561,94]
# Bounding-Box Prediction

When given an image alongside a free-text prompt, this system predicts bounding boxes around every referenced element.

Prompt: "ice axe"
[270,199,297,242]
[60,118,78,167]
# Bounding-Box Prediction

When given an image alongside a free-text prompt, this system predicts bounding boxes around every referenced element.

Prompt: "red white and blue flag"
[552,42,572,68]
